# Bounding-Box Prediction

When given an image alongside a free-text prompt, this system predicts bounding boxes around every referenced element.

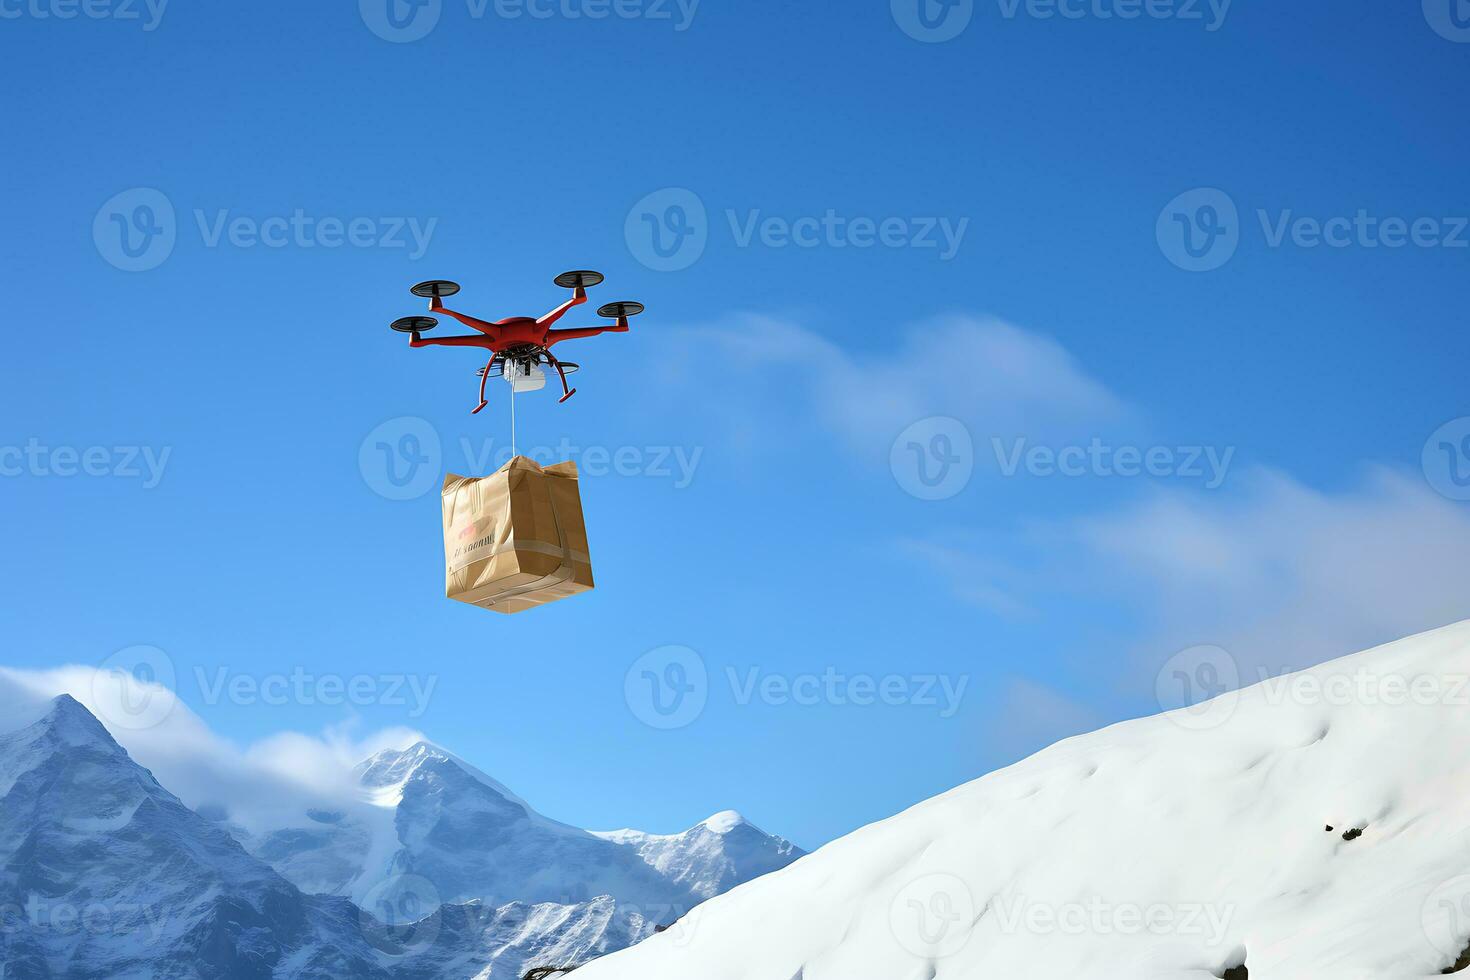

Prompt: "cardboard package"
[441,456,594,614]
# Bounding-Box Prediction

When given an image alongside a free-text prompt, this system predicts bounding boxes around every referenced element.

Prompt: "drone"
[391,271,643,415]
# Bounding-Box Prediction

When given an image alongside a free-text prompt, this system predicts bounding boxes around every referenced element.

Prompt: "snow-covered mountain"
[576,621,1470,980]
[0,696,391,979]
[234,740,802,921]
[591,809,802,902]
[0,693,803,979]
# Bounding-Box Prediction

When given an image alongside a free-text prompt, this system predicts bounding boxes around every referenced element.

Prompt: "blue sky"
[2,0,1468,849]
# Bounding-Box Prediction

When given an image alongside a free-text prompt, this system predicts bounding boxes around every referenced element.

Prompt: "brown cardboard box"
[441,456,594,614]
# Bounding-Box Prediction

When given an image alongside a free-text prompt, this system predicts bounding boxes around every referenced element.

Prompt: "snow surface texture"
[0,698,801,979]
[577,621,1470,980]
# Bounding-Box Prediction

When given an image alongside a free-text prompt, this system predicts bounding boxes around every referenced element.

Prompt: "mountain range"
[0,696,802,979]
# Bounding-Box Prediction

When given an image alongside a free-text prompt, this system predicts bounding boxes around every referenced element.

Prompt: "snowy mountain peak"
[0,696,394,978]
[701,809,749,834]
[35,692,120,748]
[356,740,532,811]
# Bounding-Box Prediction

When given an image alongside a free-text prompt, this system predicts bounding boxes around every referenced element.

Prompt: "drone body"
[391,271,643,415]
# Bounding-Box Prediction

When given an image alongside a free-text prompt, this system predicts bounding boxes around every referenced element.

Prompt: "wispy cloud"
[1076,466,1470,677]
[0,665,423,835]
[653,313,1131,460]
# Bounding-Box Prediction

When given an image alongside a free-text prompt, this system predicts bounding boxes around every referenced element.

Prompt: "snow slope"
[575,621,1470,980]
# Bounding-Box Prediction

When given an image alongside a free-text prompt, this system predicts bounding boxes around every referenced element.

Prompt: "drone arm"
[410,333,496,348]
[545,321,629,346]
[536,287,588,328]
[429,296,499,335]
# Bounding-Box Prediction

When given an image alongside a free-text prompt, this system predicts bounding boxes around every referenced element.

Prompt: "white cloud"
[1076,466,1470,678]
[0,664,423,835]
[654,313,1130,460]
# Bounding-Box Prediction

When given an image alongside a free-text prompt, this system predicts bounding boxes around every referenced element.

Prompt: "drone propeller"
[597,301,644,319]
[410,279,461,299]
[391,316,439,333]
[554,270,605,290]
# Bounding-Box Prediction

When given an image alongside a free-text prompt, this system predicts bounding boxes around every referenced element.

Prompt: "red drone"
[391,271,643,414]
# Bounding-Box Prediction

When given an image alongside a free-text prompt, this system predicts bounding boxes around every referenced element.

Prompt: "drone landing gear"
[473,355,499,415]
[544,351,578,403]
